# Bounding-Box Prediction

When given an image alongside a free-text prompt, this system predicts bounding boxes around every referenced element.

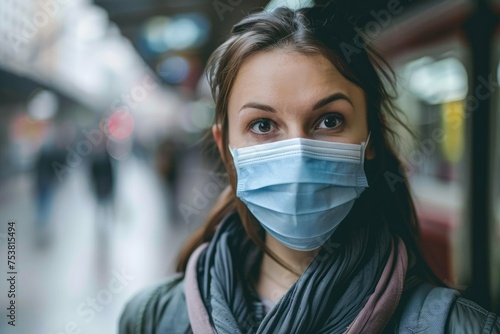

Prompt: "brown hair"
[175,5,443,285]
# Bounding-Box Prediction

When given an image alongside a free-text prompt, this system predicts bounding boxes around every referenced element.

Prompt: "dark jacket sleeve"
[119,274,191,334]
[446,297,500,333]
[119,284,159,334]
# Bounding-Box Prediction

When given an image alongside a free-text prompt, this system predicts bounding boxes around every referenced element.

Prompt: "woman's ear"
[366,145,376,160]
[365,131,376,160]
[212,124,223,156]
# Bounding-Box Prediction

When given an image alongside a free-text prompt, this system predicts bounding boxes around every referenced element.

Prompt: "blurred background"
[0,0,499,332]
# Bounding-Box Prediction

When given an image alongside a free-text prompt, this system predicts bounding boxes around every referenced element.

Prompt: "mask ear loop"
[361,132,371,164]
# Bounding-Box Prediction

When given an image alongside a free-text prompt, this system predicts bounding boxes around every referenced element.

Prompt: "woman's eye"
[250,119,274,134]
[317,113,344,129]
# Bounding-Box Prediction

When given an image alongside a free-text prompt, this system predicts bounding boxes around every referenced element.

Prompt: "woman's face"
[223,50,370,150]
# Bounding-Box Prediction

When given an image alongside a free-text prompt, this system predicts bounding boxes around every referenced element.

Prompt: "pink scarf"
[344,238,408,333]
[185,243,214,334]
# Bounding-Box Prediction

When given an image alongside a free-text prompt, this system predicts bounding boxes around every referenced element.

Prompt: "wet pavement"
[0,153,213,334]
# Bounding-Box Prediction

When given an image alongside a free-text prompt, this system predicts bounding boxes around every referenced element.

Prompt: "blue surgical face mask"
[230,135,370,251]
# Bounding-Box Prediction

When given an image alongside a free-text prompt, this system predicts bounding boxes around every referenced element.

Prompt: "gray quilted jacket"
[119,274,500,334]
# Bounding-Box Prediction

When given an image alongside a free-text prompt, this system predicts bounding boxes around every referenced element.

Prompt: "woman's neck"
[256,233,318,303]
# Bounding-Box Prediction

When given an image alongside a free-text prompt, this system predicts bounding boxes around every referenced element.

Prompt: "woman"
[120,5,500,333]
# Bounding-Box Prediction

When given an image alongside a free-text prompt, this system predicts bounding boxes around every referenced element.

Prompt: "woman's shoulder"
[118,273,191,334]
[395,283,500,333]
[446,297,500,333]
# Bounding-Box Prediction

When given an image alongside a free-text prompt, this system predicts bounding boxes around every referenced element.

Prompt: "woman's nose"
[286,125,311,140]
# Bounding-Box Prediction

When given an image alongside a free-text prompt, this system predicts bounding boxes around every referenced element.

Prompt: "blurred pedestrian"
[90,136,115,234]
[155,138,180,222]
[34,128,67,247]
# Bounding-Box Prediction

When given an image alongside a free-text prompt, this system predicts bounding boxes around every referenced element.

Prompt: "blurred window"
[391,35,471,286]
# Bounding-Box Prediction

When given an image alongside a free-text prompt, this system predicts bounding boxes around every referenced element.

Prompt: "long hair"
[176,5,443,286]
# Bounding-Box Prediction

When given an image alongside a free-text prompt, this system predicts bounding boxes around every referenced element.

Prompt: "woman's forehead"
[227,50,365,112]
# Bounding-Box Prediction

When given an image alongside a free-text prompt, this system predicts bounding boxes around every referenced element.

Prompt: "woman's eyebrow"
[239,93,353,113]
[239,102,276,113]
[313,93,354,110]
